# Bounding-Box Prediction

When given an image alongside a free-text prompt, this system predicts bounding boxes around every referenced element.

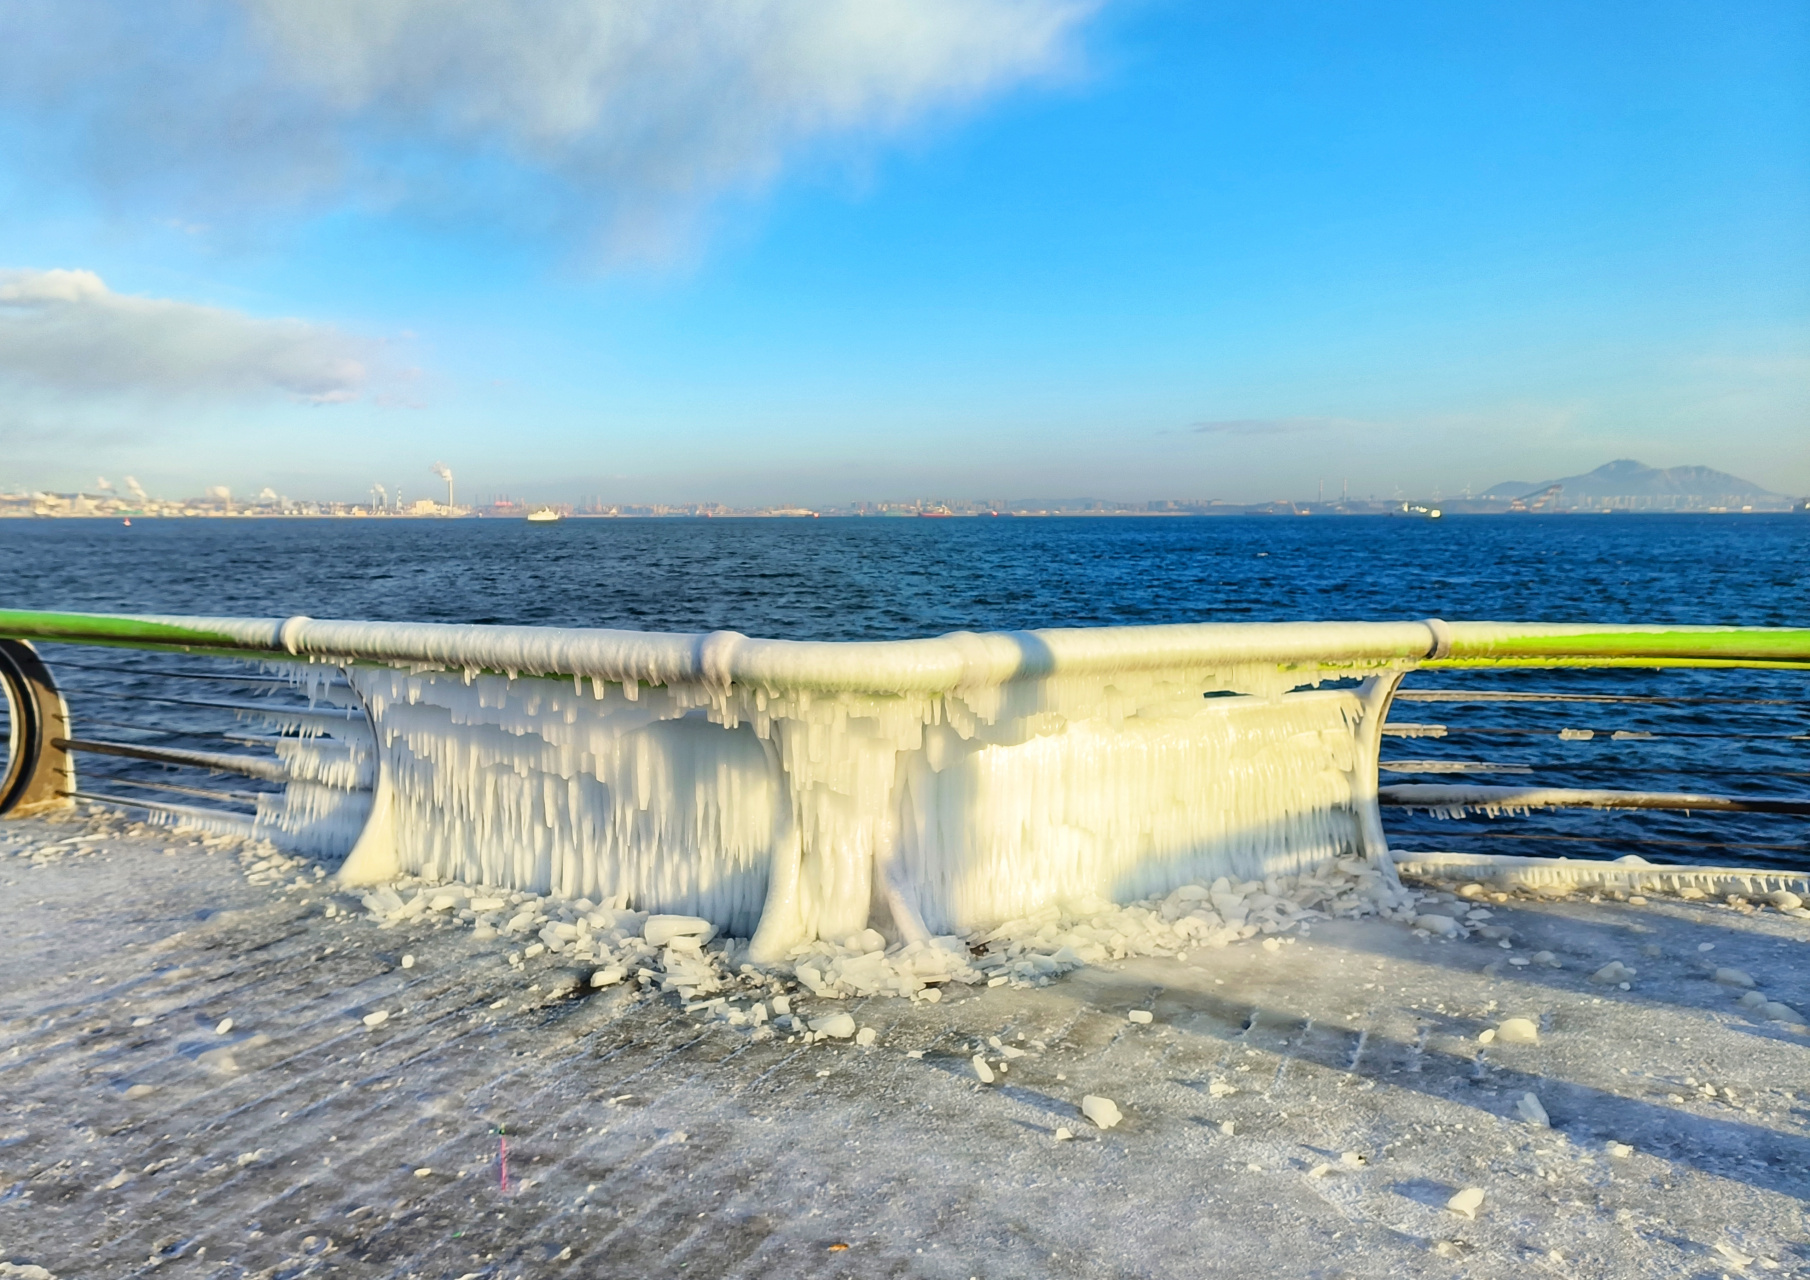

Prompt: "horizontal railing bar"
[54,737,301,784]
[1381,724,1806,740]
[4,610,1810,688]
[56,689,363,720]
[1380,783,1810,816]
[89,775,264,805]
[67,789,258,830]
[1384,760,1810,779]
[1381,760,1533,774]
[1394,690,1804,707]
[1393,851,1810,897]
[1428,832,1808,853]
[38,658,343,687]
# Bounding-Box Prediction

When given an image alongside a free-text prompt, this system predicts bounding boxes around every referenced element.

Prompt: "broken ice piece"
[1494,1017,1539,1045]
[1414,914,1460,937]
[413,1167,432,1178]
[972,1055,995,1083]
[855,1027,877,1047]
[1128,1010,1154,1024]
[1081,1095,1123,1129]
[1446,1187,1485,1218]
[1591,961,1635,984]
[1054,1127,1073,1141]
[363,1010,390,1028]
[401,955,415,969]
[1768,890,1802,910]
[1340,1151,1365,1166]
[809,1013,855,1039]
[590,965,625,987]
[1516,1092,1550,1128]
[1605,1142,1633,1158]
[1308,1163,1334,1179]
[1736,990,1768,1010]
[1713,967,1756,988]
[644,915,716,947]
[1533,951,1559,967]
[215,1018,234,1035]
[1477,1029,1495,1044]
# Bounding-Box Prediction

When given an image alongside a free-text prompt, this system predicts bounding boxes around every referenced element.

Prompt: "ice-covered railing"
[2,611,1807,960]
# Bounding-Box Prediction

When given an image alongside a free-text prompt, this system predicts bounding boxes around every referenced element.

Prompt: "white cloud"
[1,0,1096,258]
[0,268,373,403]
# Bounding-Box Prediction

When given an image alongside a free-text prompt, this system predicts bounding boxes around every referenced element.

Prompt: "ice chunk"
[1736,990,1767,1010]
[1495,1017,1539,1045]
[1477,1028,1495,1044]
[1769,890,1802,910]
[401,954,415,969]
[215,1017,234,1035]
[1713,967,1755,988]
[1414,914,1460,936]
[645,915,717,947]
[972,1055,995,1083]
[809,1012,856,1039]
[591,965,625,987]
[1446,1187,1485,1217]
[1533,950,1559,967]
[855,1026,877,1047]
[1762,1002,1800,1022]
[363,1010,390,1028]
[1081,1095,1123,1129]
[1128,1010,1154,1024]
[1591,961,1635,984]
[1516,1092,1550,1128]
[1054,1127,1073,1141]
[1308,1163,1334,1179]
[1605,1142,1633,1158]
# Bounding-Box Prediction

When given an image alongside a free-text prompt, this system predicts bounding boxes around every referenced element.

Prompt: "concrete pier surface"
[1,812,1806,1279]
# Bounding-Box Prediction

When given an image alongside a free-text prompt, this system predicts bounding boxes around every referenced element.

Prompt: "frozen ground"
[1,812,1807,1279]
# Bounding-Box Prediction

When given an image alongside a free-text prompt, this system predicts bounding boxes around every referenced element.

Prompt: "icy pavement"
[2,814,1808,1278]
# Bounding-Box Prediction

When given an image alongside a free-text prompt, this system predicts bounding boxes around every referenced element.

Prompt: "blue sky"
[1,0,1804,505]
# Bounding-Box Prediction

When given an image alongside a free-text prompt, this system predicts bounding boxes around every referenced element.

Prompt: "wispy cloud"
[0,268,379,404]
[0,0,1097,261]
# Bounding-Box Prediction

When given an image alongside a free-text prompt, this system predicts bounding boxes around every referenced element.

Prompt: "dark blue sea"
[3,514,1807,870]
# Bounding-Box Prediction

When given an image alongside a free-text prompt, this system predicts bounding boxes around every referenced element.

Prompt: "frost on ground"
[2,809,1809,1279]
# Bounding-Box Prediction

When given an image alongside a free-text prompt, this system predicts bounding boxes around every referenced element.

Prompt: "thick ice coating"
[324,640,1408,959]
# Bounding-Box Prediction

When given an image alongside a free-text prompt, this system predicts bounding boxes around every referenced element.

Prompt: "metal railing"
[3,610,1807,906]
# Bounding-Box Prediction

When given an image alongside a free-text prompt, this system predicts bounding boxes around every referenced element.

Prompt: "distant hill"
[1480,460,1788,510]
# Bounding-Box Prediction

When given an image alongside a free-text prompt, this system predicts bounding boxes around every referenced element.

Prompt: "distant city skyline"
[7,458,1803,519]
[1,2,1805,501]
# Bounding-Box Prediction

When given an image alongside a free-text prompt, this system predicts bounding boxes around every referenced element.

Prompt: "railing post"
[1351,670,1406,863]
[0,639,76,815]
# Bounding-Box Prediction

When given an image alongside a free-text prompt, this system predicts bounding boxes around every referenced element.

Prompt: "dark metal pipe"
[1380,782,1810,816]
[54,736,298,783]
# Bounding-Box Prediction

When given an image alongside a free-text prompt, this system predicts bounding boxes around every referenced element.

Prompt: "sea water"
[1,513,1805,875]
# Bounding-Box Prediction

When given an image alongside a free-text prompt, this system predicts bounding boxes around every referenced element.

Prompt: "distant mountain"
[1481,460,1787,510]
